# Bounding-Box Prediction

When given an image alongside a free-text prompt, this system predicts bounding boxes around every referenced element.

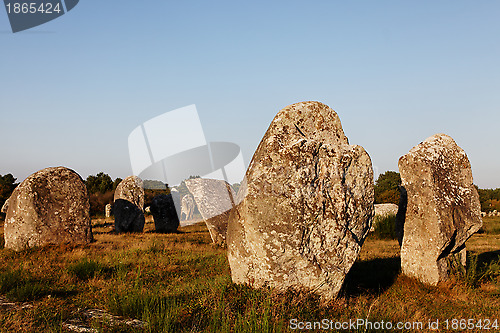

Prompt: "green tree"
[0,174,18,211]
[85,172,114,194]
[374,171,401,204]
[113,177,122,191]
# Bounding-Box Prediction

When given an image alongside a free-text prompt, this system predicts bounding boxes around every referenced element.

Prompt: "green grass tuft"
[372,214,397,239]
[67,258,108,280]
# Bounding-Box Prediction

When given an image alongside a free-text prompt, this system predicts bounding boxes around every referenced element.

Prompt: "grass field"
[0,216,498,332]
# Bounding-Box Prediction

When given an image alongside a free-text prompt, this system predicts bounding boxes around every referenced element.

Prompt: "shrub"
[466,254,500,288]
[372,214,397,239]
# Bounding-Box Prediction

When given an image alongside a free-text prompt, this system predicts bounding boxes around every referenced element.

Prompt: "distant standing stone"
[113,176,145,233]
[227,101,374,299]
[150,194,179,233]
[398,134,482,285]
[185,178,236,246]
[105,204,112,218]
[3,167,93,251]
[181,194,195,220]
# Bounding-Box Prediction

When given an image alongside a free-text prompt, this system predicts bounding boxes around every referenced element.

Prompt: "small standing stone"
[113,176,145,233]
[105,204,112,218]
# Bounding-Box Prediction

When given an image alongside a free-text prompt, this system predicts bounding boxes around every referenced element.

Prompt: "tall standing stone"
[3,167,92,251]
[113,176,145,233]
[227,101,374,299]
[398,134,482,285]
[185,178,236,246]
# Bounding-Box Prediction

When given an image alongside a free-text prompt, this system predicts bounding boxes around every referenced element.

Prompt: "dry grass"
[0,216,497,332]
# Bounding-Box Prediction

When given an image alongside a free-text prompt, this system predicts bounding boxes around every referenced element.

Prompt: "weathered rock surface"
[113,176,145,233]
[3,167,92,251]
[113,176,144,211]
[113,199,145,233]
[181,194,195,220]
[150,194,179,233]
[227,101,374,299]
[185,178,236,246]
[398,133,482,285]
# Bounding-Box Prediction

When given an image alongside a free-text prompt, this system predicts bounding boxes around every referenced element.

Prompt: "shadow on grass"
[477,250,500,266]
[92,221,114,228]
[343,256,401,297]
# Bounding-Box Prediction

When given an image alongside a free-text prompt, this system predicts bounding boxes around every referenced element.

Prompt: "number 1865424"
[5,2,62,14]
[444,319,498,330]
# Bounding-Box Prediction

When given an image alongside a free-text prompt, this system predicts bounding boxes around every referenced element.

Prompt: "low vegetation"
[0,216,498,332]
[372,214,398,240]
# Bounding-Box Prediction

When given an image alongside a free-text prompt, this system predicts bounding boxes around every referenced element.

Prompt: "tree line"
[1,171,500,218]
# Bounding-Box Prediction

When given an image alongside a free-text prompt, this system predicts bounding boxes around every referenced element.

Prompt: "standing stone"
[113,176,144,210]
[227,101,374,299]
[3,167,92,251]
[185,178,236,246]
[113,199,145,233]
[150,194,179,233]
[170,188,181,220]
[105,204,112,218]
[398,134,482,285]
[113,176,144,233]
[181,194,195,220]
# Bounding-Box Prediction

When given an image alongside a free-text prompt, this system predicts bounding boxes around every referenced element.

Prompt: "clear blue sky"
[1,1,499,188]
